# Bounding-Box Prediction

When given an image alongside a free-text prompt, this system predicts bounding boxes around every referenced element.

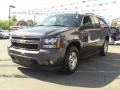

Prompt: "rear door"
[88,16,103,51]
[98,17,109,44]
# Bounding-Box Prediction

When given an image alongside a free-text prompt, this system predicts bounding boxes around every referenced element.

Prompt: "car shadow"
[18,52,120,88]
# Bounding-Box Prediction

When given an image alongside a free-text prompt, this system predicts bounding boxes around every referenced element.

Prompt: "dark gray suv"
[8,14,109,74]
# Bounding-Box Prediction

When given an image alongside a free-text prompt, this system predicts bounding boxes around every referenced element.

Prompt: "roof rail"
[84,13,102,17]
[84,13,95,15]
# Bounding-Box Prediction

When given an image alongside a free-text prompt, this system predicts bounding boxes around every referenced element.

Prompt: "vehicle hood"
[11,26,73,37]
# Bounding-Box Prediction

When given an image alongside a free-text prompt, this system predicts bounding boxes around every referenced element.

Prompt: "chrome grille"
[12,36,40,41]
[11,36,40,50]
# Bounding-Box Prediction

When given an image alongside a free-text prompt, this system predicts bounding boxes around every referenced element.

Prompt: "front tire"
[99,40,108,56]
[62,46,79,74]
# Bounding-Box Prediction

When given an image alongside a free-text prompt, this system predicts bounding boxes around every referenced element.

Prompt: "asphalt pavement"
[0,40,120,90]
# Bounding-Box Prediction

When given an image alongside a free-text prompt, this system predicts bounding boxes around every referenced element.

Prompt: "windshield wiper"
[50,25,66,27]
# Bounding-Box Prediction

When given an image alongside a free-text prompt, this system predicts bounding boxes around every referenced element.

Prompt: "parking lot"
[0,40,120,90]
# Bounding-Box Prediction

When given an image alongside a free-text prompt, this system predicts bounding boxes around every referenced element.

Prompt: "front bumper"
[8,47,65,66]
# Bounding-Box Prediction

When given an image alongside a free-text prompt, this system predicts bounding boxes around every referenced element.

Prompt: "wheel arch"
[65,40,81,55]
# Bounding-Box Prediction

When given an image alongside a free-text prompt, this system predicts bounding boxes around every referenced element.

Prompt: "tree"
[0,16,17,30]
[10,16,17,25]
[15,20,28,26]
[26,19,34,27]
[11,16,17,22]
[0,20,9,30]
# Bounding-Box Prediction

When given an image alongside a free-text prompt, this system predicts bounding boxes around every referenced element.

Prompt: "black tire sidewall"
[100,40,108,56]
[63,46,79,74]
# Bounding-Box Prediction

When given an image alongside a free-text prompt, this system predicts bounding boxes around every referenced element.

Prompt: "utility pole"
[8,5,16,31]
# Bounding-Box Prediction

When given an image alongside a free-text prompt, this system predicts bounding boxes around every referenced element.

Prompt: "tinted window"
[98,17,108,28]
[82,16,93,26]
[93,16,99,24]
[99,19,105,25]
[98,18,107,25]
[92,16,100,27]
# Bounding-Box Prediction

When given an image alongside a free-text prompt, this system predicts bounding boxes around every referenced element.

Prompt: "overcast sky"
[0,0,120,21]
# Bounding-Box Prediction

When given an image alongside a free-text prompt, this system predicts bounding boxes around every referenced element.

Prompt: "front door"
[79,16,95,57]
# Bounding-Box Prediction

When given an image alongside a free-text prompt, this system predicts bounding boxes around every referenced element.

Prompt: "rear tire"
[99,40,108,56]
[62,46,79,74]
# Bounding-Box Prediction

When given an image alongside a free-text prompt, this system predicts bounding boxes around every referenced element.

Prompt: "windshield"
[39,14,81,27]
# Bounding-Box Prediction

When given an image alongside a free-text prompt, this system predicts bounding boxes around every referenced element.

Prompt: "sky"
[0,0,120,22]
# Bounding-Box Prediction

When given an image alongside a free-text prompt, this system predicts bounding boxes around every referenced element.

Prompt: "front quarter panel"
[60,28,81,50]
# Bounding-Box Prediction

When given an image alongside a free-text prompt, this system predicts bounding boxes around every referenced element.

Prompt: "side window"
[82,16,93,27]
[99,19,105,25]
[99,20,105,25]
[92,16,100,27]
[98,18,108,27]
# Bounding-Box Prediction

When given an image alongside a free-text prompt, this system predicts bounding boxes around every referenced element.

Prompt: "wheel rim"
[68,51,78,70]
[104,41,108,54]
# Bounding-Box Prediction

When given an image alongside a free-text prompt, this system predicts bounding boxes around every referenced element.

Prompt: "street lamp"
[9,5,16,31]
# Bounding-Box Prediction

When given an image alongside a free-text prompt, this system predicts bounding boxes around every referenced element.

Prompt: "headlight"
[44,38,57,44]
[42,38,61,48]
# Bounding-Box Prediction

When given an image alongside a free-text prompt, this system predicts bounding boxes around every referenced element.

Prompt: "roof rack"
[84,13,103,17]
[84,13,95,15]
